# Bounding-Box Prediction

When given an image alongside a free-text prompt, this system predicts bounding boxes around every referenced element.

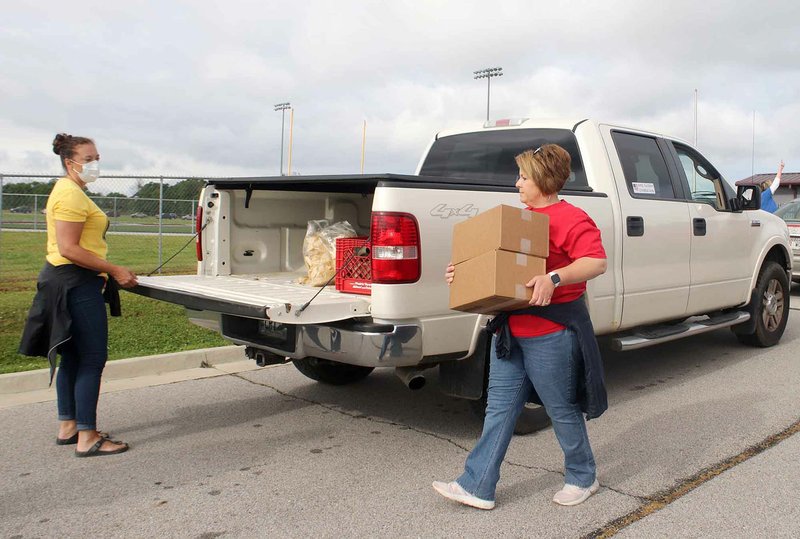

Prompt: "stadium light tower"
[473,67,503,121]
[274,102,291,175]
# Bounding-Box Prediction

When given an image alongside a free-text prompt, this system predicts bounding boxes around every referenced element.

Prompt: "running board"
[610,311,750,352]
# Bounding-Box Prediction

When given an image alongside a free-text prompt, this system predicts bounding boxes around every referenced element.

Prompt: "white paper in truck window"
[632,182,656,195]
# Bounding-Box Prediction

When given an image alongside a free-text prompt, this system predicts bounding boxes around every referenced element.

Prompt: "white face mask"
[71,160,100,183]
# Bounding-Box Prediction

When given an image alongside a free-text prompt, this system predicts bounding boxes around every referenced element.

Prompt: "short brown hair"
[52,133,94,170]
[515,144,572,195]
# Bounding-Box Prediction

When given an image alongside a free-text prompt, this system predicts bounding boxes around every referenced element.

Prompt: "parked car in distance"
[775,199,800,282]
[130,212,148,218]
[181,214,194,220]
[9,206,32,213]
[160,212,178,219]
[776,199,800,222]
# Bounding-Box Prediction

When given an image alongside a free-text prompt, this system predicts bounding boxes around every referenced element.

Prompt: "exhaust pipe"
[395,367,426,390]
[245,346,289,367]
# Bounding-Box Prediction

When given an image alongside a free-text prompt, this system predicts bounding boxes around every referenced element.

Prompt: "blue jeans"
[56,277,108,432]
[457,330,596,501]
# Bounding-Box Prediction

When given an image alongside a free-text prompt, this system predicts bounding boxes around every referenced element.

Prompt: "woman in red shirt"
[434,144,608,509]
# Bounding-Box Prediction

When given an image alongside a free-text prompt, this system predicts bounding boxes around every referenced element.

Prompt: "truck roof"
[434,117,693,148]
[434,117,591,139]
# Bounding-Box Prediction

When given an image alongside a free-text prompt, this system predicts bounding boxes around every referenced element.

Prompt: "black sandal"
[56,430,111,446]
[74,437,129,458]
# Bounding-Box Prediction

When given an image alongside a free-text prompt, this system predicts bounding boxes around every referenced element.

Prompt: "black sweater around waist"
[18,263,120,384]
[484,297,608,420]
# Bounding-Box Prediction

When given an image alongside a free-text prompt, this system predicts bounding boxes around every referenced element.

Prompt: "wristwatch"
[548,271,561,288]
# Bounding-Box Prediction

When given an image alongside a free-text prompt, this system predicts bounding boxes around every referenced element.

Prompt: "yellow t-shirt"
[45,177,109,266]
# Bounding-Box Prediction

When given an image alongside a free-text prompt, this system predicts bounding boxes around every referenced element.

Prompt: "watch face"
[550,273,560,286]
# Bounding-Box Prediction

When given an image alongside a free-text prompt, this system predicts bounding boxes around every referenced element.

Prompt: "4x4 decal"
[430,203,480,219]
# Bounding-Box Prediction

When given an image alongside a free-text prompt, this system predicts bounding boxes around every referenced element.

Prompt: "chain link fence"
[0,173,208,279]
[0,192,198,233]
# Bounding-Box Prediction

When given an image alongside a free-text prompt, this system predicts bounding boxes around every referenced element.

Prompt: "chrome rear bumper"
[219,317,424,368]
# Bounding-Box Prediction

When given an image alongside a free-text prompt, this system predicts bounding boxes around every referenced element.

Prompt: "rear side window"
[419,128,589,190]
[612,131,677,200]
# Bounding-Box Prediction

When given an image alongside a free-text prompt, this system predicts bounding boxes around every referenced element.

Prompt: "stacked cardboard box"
[449,204,549,314]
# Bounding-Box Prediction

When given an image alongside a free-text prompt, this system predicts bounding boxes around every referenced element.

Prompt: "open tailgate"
[130,275,371,325]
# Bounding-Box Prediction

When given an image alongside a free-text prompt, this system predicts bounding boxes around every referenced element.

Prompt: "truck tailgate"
[130,275,371,324]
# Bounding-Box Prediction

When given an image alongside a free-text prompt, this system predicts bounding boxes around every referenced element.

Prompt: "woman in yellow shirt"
[20,133,138,457]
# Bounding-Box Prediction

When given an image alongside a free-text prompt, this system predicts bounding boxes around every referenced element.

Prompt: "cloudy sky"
[1,0,799,192]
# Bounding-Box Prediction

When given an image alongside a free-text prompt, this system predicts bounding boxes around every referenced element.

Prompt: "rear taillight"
[370,212,421,283]
[195,205,203,261]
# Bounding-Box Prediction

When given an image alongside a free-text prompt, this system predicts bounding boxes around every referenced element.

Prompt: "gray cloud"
[1,0,799,183]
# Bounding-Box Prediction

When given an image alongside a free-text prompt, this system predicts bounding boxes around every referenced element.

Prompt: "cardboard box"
[449,250,547,314]
[451,204,549,265]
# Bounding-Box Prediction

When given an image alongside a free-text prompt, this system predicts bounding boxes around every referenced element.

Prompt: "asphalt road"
[2,286,799,538]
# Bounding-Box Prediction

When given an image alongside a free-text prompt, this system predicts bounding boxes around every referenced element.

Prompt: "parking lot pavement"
[617,433,800,538]
[1,293,799,537]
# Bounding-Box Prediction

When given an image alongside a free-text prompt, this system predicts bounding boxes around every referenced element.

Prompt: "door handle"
[693,218,706,236]
[626,216,644,237]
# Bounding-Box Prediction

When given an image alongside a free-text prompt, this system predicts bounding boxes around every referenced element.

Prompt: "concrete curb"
[0,345,246,395]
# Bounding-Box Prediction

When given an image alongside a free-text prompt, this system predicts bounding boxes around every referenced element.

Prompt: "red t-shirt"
[508,200,606,338]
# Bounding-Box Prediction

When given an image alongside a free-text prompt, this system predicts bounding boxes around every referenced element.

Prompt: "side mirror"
[734,185,761,211]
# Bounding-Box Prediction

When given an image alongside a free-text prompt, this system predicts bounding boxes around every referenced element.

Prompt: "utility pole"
[287,107,294,176]
[274,102,291,175]
[751,111,756,181]
[693,88,698,147]
[360,120,367,174]
[693,89,698,191]
[473,67,503,121]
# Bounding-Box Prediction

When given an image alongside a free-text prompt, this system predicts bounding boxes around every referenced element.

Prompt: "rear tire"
[735,261,790,347]
[292,357,374,385]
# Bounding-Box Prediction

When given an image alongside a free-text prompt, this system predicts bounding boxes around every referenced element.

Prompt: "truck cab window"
[419,128,589,190]
[672,143,731,210]
[611,132,676,200]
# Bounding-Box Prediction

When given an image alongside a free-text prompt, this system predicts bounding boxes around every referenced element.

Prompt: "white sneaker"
[432,481,495,510]
[552,479,600,506]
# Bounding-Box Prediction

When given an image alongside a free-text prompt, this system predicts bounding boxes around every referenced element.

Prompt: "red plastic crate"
[335,237,372,295]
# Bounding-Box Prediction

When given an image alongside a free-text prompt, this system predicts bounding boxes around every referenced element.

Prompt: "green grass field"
[0,231,228,374]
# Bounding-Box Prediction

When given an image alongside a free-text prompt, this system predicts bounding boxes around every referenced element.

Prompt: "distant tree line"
[2,178,205,215]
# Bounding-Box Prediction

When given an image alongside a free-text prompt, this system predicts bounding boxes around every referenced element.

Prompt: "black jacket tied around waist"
[18,263,121,385]
[484,297,608,420]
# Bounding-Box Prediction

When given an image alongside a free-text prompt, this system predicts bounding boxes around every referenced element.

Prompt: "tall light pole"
[751,110,756,181]
[693,88,698,147]
[473,67,503,121]
[287,107,294,176]
[274,102,291,175]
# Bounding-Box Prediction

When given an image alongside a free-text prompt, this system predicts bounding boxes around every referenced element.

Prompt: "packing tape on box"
[519,238,531,253]
[516,253,528,266]
[515,284,527,298]
[520,210,532,221]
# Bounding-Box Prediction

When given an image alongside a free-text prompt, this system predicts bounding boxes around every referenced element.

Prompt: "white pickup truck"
[132,117,792,409]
